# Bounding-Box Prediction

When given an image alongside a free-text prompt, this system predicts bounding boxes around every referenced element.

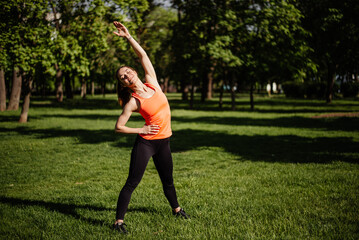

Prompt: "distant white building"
[267,82,278,94]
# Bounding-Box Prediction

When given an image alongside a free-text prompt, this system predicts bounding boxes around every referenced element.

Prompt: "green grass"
[1,93,358,239]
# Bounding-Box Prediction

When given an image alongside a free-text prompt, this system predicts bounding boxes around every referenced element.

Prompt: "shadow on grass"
[171,129,359,164]
[28,96,359,113]
[0,196,110,226]
[0,124,358,163]
[2,110,355,132]
[0,115,23,122]
[168,98,359,113]
[0,196,159,227]
[30,97,119,110]
[172,115,359,132]
[36,113,143,122]
[1,113,358,164]
[0,126,136,147]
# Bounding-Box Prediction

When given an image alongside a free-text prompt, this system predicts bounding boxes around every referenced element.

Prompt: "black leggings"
[116,135,179,220]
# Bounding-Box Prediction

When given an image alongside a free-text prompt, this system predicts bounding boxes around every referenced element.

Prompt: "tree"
[7,68,22,111]
[171,0,313,110]
[171,0,218,105]
[239,0,315,110]
[141,6,178,93]
[20,1,55,121]
[49,0,64,101]
[1,0,55,122]
[296,0,359,102]
[1,2,23,111]
[99,0,150,96]
[0,68,5,111]
[0,39,8,111]
[205,0,245,110]
[49,0,90,100]
[73,0,110,98]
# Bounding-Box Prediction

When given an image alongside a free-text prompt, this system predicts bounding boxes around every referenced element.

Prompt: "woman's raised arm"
[113,21,160,89]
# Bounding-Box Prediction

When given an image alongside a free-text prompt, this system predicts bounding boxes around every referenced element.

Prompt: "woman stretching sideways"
[112,21,189,234]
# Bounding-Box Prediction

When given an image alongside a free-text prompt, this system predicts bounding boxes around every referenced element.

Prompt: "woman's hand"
[140,125,160,135]
[113,20,160,89]
[113,21,131,39]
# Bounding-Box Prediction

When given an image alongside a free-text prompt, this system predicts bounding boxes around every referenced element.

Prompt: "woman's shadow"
[0,196,158,227]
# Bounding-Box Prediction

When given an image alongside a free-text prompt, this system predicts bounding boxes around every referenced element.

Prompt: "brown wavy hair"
[115,66,136,107]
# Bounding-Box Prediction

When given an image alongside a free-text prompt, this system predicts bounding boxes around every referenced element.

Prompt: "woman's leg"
[152,138,180,209]
[116,136,155,220]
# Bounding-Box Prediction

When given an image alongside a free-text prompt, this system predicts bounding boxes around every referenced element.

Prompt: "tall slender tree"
[242,0,315,109]
[0,39,8,111]
[0,68,6,111]
[296,0,359,102]
[1,0,55,121]
[141,6,178,93]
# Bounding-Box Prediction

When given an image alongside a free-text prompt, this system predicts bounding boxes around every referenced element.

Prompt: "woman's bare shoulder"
[145,75,162,91]
[124,96,140,112]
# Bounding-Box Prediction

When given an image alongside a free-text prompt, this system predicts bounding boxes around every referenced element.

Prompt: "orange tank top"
[132,83,172,140]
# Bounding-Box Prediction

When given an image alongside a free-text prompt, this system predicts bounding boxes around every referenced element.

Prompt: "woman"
[112,21,189,234]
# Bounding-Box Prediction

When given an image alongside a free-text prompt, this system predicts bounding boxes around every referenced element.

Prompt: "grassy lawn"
[0,93,358,239]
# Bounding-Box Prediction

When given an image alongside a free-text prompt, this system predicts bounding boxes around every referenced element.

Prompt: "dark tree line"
[1,0,358,121]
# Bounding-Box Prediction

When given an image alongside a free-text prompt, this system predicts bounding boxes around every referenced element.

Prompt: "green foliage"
[242,0,316,84]
[305,81,327,99]
[141,6,177,77]
[2,0,358,104]
[282,81,305,98]
[52,34,89,76]
[74,0,110,74]
[295,0,359,100]
[170,0,317,105]
[282,80,340,99]
[207,36,243,68]
[341,81,359,98]
[0,0,53,75]
[113,0,149,24]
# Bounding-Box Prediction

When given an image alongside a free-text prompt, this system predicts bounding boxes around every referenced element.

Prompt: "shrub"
[341,81,359,98]
[305,81,326,99]
[282,81,305,98]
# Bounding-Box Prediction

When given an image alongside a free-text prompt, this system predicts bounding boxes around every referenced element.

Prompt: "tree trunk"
[181,80,189,101]
[201,72,207,102]
[81,79,86,99]
[230,72,236,111]
[326,65,336,103]
[7,68,22,110]
[51,3,63,102]
[101,81,105,97]
[91,81,95,96]
[219,70,227,109]
[41,78,46,97]
[190,79,195,109]
[19,75,33,123]
[219,80,224,110]
[163,77,169,94]
[55,65,63,102]
[207,66,214,100]
[257,83,261,94]
[250,81,254,111]
[64,72,73,99]
[0,68,6,111]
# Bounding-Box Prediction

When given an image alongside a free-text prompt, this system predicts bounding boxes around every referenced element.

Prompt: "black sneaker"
[172,208,190,219]
[113,222,128,234]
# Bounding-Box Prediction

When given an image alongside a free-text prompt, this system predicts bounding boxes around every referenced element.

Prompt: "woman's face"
[118,67,137,87]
